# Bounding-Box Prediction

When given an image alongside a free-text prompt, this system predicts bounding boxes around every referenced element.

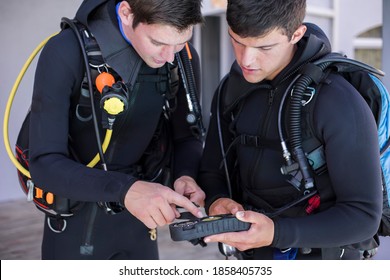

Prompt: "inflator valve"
[103,95,125,115]
[100,82,128,116]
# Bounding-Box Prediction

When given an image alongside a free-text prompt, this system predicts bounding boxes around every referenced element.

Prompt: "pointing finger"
[168,191,204,218]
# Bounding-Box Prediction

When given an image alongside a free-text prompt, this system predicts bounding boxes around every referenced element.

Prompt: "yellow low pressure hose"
[3,33,56,178]
[3,33,112,179]
[87,129,112,168]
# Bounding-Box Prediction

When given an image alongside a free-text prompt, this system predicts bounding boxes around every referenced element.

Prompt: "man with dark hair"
[28,0,205,259]
[198,0,382,260]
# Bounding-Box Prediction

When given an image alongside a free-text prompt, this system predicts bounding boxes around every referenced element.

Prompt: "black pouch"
[15,110,81,217]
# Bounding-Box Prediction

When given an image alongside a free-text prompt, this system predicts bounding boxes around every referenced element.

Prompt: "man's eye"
[259,47,272,51]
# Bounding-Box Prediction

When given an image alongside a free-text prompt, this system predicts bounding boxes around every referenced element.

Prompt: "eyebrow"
[150,36,191,46]
[228,30,278,49]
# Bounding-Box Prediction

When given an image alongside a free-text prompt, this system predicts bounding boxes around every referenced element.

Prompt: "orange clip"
[46,192,54,205]
[35,187,43,199]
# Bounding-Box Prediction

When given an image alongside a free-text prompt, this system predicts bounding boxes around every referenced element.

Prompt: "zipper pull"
[268,89,275,105]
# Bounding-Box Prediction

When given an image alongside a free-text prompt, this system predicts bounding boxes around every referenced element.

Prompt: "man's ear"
[118,1,133,26]
[290,24,307,44]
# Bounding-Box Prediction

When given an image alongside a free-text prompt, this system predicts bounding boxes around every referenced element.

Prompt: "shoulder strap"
[63,19,109,122]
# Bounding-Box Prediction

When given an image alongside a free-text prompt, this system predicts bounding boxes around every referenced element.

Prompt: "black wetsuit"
[198,23,382,259]
[29,0,202,259]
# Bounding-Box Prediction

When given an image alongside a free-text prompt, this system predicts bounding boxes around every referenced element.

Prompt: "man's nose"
[161,45,176,63]
[241,47,257,67]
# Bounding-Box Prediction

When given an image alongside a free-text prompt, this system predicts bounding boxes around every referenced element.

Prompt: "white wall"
[336,0,382,57]
[0,1,81,202]
[306,0,382,57]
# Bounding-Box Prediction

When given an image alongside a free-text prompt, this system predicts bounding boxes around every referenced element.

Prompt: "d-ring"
[47,217,67,233]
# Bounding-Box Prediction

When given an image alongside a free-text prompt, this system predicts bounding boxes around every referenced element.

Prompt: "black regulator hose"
[288,74,315,189]
[176,46,205,139]
[278,74,301,166]
[61,17,107,170]
[280,53,385,191]
[61,17,106,256]
[288,61,332,189]
[288,74,313,148]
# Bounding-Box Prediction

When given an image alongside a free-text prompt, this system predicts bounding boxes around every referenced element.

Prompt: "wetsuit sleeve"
[170,43,203,180]
[272,74,383,249]
[29,29,137,203]
[197,80,234,213]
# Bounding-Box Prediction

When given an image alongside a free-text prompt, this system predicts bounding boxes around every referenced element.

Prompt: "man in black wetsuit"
[198,0,382,259]
[29,0,205,259]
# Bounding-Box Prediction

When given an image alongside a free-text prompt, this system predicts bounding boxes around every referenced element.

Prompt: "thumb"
[174,179,186,194]
[235,210,257,223]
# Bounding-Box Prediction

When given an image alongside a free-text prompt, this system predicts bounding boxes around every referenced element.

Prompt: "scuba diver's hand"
[208,197,244,216]
[204,210,274,251]
[174,175,205,207]
[124,180,204,229]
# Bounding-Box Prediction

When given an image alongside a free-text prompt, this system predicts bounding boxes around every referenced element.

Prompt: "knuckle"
[150,194,165,205]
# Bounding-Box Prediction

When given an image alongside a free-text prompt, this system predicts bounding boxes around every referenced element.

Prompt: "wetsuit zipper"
[248,87,277,188]
[268,89,275,105]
